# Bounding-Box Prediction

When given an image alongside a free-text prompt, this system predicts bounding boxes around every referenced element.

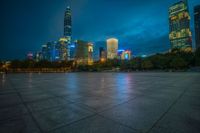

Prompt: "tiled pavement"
[0,73,199,133]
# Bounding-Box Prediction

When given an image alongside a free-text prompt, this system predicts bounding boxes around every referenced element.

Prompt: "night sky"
[1,0,200,60]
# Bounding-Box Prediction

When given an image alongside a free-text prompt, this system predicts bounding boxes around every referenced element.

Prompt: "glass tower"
[64,6,72,60]
[64,6,72,37]
[169,0,192,52]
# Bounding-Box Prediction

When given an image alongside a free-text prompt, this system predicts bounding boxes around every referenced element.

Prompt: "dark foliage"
[5,49,200,72]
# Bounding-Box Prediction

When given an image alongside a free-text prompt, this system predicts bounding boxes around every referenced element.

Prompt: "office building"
[99,47,106,62]
[75,40,94,65]
[169,0,192,51]
[58,37,69,61]
[194,5,200,49]
[107,38,118,59]
[27,52,33,60]
[121,50,131,60]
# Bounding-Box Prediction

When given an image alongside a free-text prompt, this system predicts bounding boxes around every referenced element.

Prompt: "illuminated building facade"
[194,5,200,49]
[41,41,59,61]
[35,52,42,62]
[117,50,132,60]
[75,40,94,65]
[58,37,70,61]
[99,47,106,62]
[107,38,118,59]
[64,6,72,38]
[169,0,192,51]
[64,6,74,60]
[121,50,131,60]
[69,42,76,60]
[27,52,33,60]
[41,44,48,60]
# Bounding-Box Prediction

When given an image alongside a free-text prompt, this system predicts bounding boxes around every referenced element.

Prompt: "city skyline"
[1,0,200,60]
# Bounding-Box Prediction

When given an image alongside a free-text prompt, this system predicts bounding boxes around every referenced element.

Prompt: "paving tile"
[32,103,95,132]
[71,94,134,112]
[27,97,71,112]
[0,115,40,133]
[0,104,28,121]
[0,73,199,133]
[150,95,200,133]
[100,95,173,132]
[20,91,55,102]
[0,93,22,107]
[50,115,137,133]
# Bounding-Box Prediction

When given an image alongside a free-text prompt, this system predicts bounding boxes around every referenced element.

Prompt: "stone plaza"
[0,73,199,133]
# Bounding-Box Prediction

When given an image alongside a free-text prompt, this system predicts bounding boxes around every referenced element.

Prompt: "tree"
[10,60,22,68]
[0,61,3,68]
[150,54,169,69]
[141,60,153,70]
[195,48,200,66]
[170,56,187,70]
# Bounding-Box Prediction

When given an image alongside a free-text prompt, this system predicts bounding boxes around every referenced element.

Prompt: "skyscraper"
[169,0,192,52]
[64,6,72,38]
[99,47,106,62]
[121,50,132,60]
[64,6,73,60]
[107,38,118,59]
[74,40,94,65]
[58,37,69,61]
[194,5,200,50]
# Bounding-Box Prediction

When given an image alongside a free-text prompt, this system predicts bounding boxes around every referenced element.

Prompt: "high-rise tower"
[107,38,118,59]
[64,6,72,60]
[169,0,192,52]
[64,6,72,38]
[194,5,200,50]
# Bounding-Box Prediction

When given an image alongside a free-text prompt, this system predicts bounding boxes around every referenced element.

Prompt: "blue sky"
[0,0,200,59]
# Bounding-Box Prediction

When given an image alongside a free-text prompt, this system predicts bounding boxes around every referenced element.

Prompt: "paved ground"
[0,73,200,133]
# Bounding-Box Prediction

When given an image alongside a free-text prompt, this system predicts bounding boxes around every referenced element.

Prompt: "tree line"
[0,48,200,72]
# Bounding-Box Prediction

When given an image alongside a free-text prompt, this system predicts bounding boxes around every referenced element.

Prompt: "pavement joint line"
[47,113,98,133]
[97,96,138,113]
[7,77,44,133]
[145,86,189,133]
[96,113,142,133]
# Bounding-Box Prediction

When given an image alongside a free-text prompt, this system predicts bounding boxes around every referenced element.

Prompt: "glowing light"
[125,53,129,59]
[141,55,147,58]
[118,49,125,52]
[70,45,75,48]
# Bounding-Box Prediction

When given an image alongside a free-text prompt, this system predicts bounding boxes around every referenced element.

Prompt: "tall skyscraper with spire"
[64,6,72,38]
[62,6,72,60]
[169,0,192,52]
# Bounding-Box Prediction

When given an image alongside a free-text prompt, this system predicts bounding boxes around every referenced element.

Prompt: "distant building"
[64,6,74,60]
[39,41,60,61]
[75,40,94,65]
[117,49,125,59]
[58,37,70,61]
[41,44,48,60]
[99,47,106,62]
[64,6,72,38]
[69,42,76,60]
[117,50,132,60]
[121,50,132,60]
[35,52,42,62]
[194,5,200,50]
[107,38,118,59]
[27,52,33,60]
[169,0,192,52]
